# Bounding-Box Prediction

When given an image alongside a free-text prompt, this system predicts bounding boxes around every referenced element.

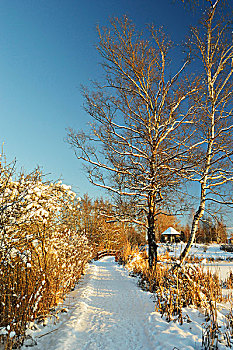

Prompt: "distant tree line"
[182,215,227,243]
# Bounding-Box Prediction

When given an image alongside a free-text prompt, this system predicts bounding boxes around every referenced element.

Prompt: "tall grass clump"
[120,245,223,320]
[121,243,233,347]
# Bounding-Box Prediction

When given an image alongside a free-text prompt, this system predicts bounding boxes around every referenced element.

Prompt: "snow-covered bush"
[0,158,91,349]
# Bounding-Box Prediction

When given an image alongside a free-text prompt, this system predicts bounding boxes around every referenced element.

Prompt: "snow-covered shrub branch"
[0,157,91,349]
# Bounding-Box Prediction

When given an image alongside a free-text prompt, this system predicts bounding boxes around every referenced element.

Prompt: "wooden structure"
[94,250,117,260]
[161,227,181,243]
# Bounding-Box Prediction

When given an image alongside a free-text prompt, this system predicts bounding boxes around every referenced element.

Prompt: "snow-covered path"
[25,257,205,350]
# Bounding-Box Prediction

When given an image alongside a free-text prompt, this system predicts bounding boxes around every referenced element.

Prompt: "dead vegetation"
[119,243,233,348]
[0,159,91,350]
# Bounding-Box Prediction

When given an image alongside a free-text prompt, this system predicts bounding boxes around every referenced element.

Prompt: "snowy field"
[158,242,233,281]
[21,256,232,350]
[158,242,233,262]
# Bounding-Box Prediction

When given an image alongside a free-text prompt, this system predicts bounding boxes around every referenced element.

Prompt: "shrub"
[0,159,91,349]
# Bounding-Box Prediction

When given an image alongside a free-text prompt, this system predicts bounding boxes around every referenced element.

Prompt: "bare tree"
[179,0,233,263]
[67,17,198,267]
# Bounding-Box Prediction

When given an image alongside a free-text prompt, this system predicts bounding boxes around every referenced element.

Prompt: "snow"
[203,262,233,281]
[158,242,233,263]
[158,242,233,282]
[22,257,207,350]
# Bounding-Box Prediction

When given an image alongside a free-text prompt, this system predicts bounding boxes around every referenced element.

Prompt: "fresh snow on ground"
[158,242,233,281]
[22,256,207,350]
[158,242,233,262]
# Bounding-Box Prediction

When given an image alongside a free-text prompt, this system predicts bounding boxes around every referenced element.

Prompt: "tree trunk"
[147,207,158,268]
[179,91,214,265]
[179,202,205,264]
[179,174,209,265]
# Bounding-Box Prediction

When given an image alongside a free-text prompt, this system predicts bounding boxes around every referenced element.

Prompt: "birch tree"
[68,17,197,267]
[179,0,233,263]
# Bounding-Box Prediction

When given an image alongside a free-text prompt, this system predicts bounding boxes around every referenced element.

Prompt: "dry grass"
[0,163,91,349]
[120,244,233,347]
[0,225,91,350]
[118,243,232,347]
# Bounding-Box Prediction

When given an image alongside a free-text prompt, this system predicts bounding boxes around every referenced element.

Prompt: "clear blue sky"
[0,0,202,198]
